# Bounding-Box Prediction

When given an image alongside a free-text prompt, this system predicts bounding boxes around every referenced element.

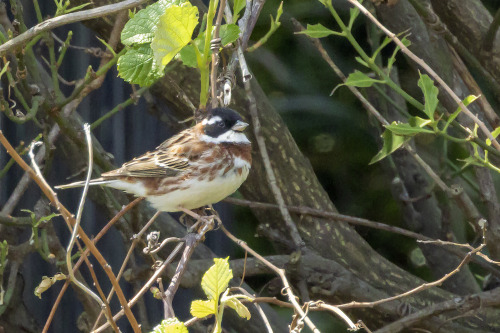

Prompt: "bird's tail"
[55,177,112,190]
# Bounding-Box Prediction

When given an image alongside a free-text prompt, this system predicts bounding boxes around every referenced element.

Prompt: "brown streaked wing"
[102,150,188,178]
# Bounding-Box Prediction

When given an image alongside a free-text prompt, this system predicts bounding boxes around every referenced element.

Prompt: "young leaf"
[151,3,199,69]
[385,122,434,136]
[220,24,240,46]
[190,299,217,318]
[387,36,411,72]
[344,70,384,87]
[117,44,164,86]
[150,318,188,333]
[417,73,439,119]
[121,0,186,45]
[486,126,500,146]
[443,94,479,132]
[233,0,246,19]
[369,129,410,164]
[201,257,233,301]
[224,297,251,320]
[297,23,341,38]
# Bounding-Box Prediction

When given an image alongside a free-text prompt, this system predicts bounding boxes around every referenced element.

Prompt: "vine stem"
[346,0,500,152]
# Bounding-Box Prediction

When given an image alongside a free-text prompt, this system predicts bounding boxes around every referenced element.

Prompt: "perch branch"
[0,0,148,56]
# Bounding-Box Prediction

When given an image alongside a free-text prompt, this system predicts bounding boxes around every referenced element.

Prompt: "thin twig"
[219,223,320,333]
[210,0,227,108]
[163,209,215,318]
[337,244,485,309]
[229,287,273,333]
[93,242,185,332]
[91,210,161,331]
[0,131,141,333]
[0,0,148,56]
[64,124,104,306]
[43,197,143,333]
[236,50,303,248]
[347,0,500,152]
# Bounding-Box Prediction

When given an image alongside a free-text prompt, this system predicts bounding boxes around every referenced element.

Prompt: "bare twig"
[236,44,303,248]
[163,209,215,318]
[347,0,500,151]
[229,287,273,333]
[219,223,320,333]
[0,131,141,333]
[337,244,485,309]
[210,0,227,108]
[0,0,148,56]
[92,210,161,331]
[93,242,186,332]
[43,197,144,333]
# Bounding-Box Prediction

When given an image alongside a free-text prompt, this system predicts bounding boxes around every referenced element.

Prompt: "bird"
[56,107,252,213]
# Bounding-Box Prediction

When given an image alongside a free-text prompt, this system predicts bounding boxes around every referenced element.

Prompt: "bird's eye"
[217,121,225,128]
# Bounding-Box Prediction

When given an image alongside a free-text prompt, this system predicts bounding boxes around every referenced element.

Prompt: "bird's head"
[200,108,250,144]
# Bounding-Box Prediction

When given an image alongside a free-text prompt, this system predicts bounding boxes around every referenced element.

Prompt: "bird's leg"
[177,206,215,232]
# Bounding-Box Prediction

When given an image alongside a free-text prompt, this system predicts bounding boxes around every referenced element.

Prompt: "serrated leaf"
[201,257,233,300]
[225,297,251,320]
[417,73,439,119]
[220,24,240,46]
[121,0,186,45]
[385,122,434,136]
[370,129,410,164]
[190,299,217,318]
[297,23,340,38]
[151,3,199,69]
[118,44,164,86]
[150,318,188,333]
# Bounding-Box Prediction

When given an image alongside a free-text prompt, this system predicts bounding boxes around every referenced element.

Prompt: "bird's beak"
[232,120,249,132]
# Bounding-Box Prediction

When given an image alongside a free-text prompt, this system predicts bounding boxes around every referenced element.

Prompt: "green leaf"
[220,24,240,46]
[121,0,186,45]
[369,129,410,164]
[224,297,251,320]
[387,36,411,72]
[233,0,246,18]
[297,23,341,38]
[417,73,439,119]
[201,257,233,300]
[486,126,500,146]
[150,318,188,333]
[190,299,217,318]
[354,56,369,68]
[35,212,60,227]
[118,44,164,86]
[345,70,384,87]
[179,44,198,68]
[385,122,434,136]
[348,7,360,30]
[0,61,9,79]
[151,3,199,69]
[444,95,479,132]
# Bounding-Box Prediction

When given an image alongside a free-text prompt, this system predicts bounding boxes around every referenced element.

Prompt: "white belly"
[148,165,250,212]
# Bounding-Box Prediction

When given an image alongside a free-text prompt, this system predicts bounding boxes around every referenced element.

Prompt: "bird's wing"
[102,129,200,178]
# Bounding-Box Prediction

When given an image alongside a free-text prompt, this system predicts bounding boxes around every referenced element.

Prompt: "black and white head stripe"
[201,108,250,144]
